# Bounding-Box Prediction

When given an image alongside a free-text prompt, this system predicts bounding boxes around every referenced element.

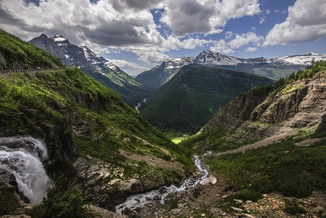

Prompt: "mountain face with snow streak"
[135,56,195,90]
[29,34,151,106]
[275,52,326,66]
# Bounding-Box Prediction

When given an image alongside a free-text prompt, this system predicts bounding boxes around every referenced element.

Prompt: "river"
[115,153,210,215]
[0,136,51,204]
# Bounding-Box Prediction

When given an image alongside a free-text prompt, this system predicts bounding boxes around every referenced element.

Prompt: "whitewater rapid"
[115,154,209,215]
[0,136,51,204]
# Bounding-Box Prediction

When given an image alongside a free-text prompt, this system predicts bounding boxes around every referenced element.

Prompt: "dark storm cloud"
[0,7,25,26]
[168,1,214,36]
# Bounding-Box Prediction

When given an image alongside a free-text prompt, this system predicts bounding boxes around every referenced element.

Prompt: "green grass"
[164,131,190,144]
[206,137,326,198]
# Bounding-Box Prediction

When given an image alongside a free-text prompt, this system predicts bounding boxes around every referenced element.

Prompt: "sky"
[0,0,326,75]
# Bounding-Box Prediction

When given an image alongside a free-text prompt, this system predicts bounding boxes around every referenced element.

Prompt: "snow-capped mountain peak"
[161,56,195,69]
[195,50,242,65]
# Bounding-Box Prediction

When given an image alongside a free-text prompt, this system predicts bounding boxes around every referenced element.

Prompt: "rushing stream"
[0,136,51,204]
[135,98,149,113]
[116,153,210,215]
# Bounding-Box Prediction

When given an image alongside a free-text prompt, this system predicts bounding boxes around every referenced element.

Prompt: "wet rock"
[199,175,217,185]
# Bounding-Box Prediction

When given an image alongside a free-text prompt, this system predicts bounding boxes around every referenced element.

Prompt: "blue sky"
[0,0,325,75]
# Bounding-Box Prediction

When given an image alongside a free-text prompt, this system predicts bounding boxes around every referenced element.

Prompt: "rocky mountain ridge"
[135,56,195,89]
[136,50,326,89]
[29,34,150,106]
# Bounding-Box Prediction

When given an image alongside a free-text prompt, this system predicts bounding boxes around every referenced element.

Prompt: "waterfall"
[0,136,51,204]
[115,154,209,215]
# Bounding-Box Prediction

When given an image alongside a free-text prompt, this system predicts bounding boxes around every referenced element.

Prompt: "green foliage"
[290,60,326,81]
[207,137,326,198]
[0,29,62,69]
[26,176,88,218]
[0,187,21,216]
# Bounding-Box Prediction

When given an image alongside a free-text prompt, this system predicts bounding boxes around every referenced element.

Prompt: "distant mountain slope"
[0,30,62,70]
[140,65,274,133]
[194,50,326,80]
[29,34,151,106]
[136,50,326,91]
[135,57,195,89]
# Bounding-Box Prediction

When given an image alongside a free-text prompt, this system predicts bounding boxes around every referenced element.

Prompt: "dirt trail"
[214,129,299,157]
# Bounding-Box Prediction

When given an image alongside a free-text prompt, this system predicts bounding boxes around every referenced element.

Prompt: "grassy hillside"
[0,29,62,69]
[83,66,152,106]
[140,65,274,134]
[0,68,192,172]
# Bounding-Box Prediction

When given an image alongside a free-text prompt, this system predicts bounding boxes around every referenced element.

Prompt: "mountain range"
[136,50,326,89]
[29,34,151,106]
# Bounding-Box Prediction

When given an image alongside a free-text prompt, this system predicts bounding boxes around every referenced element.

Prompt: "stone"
[171,208,182,215]
[199,175,217,185]
[234,199,244,204]
[231,206,243,212]
[314,206,324,212]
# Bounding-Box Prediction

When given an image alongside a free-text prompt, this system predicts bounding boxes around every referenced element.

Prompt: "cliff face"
[208,68,326,143]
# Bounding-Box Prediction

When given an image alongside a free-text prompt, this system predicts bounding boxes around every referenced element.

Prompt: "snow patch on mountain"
[195,50,242,66]
[275,52,326,65]
[163,56,195,69]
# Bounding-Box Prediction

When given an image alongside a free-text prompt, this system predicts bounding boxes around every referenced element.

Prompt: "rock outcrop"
[208,69,326,143]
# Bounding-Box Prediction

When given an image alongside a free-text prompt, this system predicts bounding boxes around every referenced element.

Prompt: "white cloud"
[160,0,260,36]
[246,47,258,52]
[110,59,149,75]
[210,32,263,54]
[162,36,214,50]
[264,0,326,46]
[225,31,233,39]
[229,32,263,49]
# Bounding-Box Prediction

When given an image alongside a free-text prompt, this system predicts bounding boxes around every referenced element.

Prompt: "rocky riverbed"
[128,174,326,218]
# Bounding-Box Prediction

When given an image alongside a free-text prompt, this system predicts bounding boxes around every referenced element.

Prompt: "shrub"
[26,175,88,218]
